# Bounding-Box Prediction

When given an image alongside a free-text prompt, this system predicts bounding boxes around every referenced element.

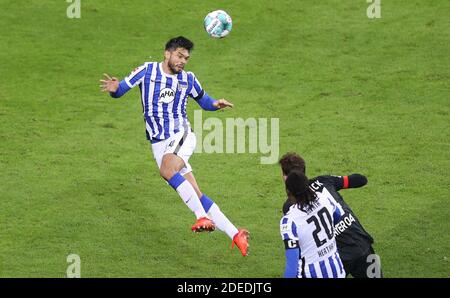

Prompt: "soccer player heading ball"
[100,36,249,256]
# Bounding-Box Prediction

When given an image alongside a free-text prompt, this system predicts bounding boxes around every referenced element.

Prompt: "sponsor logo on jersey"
[334,213,356,236]
[159,88,175,103]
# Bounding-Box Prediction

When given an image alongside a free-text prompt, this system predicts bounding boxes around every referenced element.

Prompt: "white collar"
[159,62,179,78]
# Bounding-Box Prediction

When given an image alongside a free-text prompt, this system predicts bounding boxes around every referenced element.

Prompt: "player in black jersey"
[279,152,382,278]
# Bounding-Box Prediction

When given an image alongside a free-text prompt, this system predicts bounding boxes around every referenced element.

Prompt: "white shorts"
[151,130,197,176]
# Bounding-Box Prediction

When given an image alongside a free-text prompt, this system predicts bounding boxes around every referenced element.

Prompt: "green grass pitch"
[0,0,449,277]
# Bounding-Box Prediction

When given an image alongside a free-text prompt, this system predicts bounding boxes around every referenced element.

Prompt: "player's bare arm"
[213,98,234,109]
[99,73,119,93]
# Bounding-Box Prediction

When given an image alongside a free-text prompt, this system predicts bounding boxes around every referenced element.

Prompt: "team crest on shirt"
[159,88,176,103]
[178,81,188,91]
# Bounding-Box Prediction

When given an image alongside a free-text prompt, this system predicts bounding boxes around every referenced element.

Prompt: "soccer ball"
[203,10,233,38]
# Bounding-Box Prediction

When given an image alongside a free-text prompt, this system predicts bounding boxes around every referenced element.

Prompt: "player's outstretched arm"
[99,73,131,98]
[195,92,233,111]
[100,73,119,92]
[213,98,234,109]
[318,174,368,191]
[346,174,368,189]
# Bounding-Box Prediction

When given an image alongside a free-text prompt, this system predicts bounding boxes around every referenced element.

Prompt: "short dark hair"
[165,36,194,52]
[279,152,306,176]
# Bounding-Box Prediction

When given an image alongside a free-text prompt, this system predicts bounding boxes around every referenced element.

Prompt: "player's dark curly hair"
[165,36,194,52]
[285,170,317,209]
[279,152,306,176]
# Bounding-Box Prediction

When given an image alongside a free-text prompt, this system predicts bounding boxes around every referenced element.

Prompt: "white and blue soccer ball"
[203,10,232,38]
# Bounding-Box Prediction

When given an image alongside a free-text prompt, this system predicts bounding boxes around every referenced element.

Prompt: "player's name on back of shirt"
[297,201,321,215]
[310,180,325,191]
[317,241,336,258]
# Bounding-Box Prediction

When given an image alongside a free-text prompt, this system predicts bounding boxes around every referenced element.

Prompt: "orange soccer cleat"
[231,229,250,257]
[191,217,216,233]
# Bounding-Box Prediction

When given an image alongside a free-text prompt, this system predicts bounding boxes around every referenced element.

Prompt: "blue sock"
[168,172,185,190]
[200,194,214,213]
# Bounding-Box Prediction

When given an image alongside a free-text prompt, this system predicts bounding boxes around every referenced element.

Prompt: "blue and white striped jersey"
[280,183,346,278]
[122,62,204,142]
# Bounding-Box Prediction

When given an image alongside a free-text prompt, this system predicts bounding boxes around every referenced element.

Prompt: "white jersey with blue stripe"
[123,62,204,142]
[280,185,346,278]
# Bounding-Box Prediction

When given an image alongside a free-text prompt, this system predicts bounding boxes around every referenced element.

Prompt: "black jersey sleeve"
[316,174,367,191]
[347,174,368,188]
[316,175,344,190]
